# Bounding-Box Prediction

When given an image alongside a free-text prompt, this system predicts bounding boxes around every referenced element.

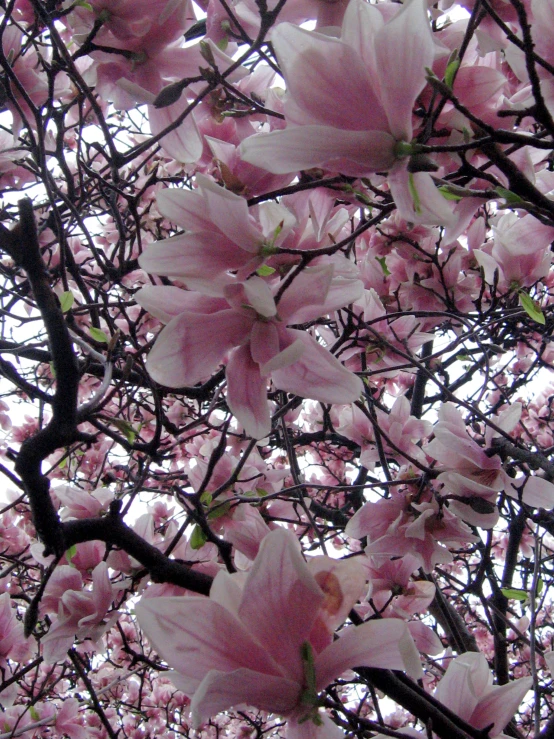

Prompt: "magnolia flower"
[432,653,532,738]
[241,0,454,225]
[136,267,363,438]
[372,652,531,739]
[136,528,421,738]
[41,562,117,663]
[426,403,554,525]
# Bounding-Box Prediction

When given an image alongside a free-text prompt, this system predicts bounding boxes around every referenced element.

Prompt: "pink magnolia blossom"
[433,652,532,738]
[338,397,432,470]
[136,267,363,438]
[136,528,421,737]
[241,0,455,225]
[41,562,117,663]
[0,592,30,666]
[364,554,442,655]
[473,213,554,290]
[426,403,554,524]
[372,652,531,739]
[346,488,478,573]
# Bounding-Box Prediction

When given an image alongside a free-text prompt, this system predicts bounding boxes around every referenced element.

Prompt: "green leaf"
[257,264,276,276]
[376,256,391,277]
[501,587,528,602]
[111,419,137,444]
[437,185,463,201]
[207,500,231,520]
[200,491,213,506]
[89,327,109,343]
[408,172,422,215]
[519,292,545,325]
[189,524,207,550]
[495,186,524,205]
[29,706,40,721]
[444,58,460,89]
[75,0,94,9]
[66,544,77,563]
[536,577,544,596]
[59,291,74,313]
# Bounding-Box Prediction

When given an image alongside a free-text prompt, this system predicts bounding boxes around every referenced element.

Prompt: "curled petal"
[316,619,422,688]
[191,668,300,728]
[147,310,250,387]
[241,126,397,177]
[271,330,362,404]
[226,345,271,440]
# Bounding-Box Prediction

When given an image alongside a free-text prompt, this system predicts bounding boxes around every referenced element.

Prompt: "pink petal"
[156,188,211,231]
[374,0,435,141]
[260,338,305,375]
[135,597,283,694]
[287,712,344,739]
[471,678,533,735]
[226,345,271,439]
[147,310,250,387]
[191,668,300,727]
[199,175,262,253]
[240,126,397,177]
[511,476,554,509]
[407,621,444,655]
[149,100,203,164]
[316,619,422,689]
[239,529,325,683]
[388,167,456,227]
[276,265,334,323]
[433,654,481,722]
[271,329,362,404]
[250,321,281,366]
[271,23,388,131]
[138,233,252,278]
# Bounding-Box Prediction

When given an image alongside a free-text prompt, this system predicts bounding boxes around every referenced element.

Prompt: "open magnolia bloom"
[136,267,363,439]
[136,529,422,738]
[426,403,554,525]
[241,0,455,225]
[372,652,531,739]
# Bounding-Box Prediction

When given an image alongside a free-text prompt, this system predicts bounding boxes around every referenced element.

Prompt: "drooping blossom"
[0,592,30,666]
[241,0,455,225]
[136,528,422,737]
[372,651,531,739]
[41,562,117,663]
[346,488,478,573]
[425,403,554,524]
[136,267,363,438]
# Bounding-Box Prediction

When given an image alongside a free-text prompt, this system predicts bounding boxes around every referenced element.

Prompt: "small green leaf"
[190,524,207,550]
[519,291,545,325]
[89,327,109,343]
[444,58,460,89]
[207,500,231,520]
[437,185,463,201]
[200,491,213,506]
[376,256,391,276]
[29,706,40,721]
[59,291,74,313]
[501,587,528,602]
[66,544,77,563]
[257,264,276,276]
[536,577,544,596]
[50,362,56,379]
[75,0,94,9]
[111,419,137,444]
[495,186,524,205]
[408,172,422,215]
